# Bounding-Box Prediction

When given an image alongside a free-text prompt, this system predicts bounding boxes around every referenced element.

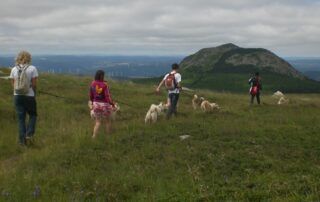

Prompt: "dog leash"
[38,90,70,99]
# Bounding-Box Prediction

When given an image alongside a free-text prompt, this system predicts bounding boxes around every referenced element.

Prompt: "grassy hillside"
[135,71,320,93]
[1,74,320,201]
[182,70,320,93]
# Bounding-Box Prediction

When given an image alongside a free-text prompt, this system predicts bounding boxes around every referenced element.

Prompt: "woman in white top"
[10,51,39,146]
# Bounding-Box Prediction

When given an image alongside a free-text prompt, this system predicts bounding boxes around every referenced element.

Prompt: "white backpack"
[14,65,30,95]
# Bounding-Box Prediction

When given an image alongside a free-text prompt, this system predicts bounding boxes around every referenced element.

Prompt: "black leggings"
[251,93,260,104]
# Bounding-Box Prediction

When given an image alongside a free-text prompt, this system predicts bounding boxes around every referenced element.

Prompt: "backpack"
[164,73,176,90]
[14,65,30,95]
[250,86,258,95]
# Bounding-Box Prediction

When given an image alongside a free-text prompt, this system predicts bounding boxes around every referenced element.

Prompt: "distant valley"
[286,58,320,81]
[0,54,319,82]
[0,55,183,78]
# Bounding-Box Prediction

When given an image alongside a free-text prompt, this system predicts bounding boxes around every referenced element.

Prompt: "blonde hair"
[15,51,31,65]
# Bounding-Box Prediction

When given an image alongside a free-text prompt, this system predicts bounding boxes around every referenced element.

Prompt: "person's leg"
[14,96,27,144]
[166,93,174,119]
[105,117,112,134]
[167,93,180,119]
[166,97,171,108]
[25,97,37,138]
[256,93,260,104]
[93,119,101,138]
[250,94,254,104]
[172,93,180,116]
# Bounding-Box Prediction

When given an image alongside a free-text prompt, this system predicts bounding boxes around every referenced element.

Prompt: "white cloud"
[0,0,319,56]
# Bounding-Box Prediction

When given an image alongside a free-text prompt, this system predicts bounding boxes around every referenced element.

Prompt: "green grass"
[180,70,320,93]
[1,74,320,201]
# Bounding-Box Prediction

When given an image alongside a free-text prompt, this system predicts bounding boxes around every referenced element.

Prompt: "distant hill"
[180,43,320,93]
[286,58,320,81]
[303,71,320,81]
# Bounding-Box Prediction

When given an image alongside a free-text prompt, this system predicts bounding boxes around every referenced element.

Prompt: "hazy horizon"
[1,53,320,59]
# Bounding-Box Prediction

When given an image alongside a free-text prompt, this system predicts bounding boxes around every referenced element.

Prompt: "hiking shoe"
[25,136,34,146]
[19,142,26,147]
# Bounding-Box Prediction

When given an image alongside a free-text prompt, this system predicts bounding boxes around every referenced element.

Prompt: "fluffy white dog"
[273,91,284,98]
[88,101,95,119]
[110,103,120,121]
[192,94,205,110]
[278,97,289,105]
[200,100,220,112]
[145,102,167,124]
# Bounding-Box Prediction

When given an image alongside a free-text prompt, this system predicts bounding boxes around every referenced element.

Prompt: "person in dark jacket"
[248,72,262,104]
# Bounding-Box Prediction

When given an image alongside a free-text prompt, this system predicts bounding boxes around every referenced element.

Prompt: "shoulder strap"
[171,72,177,88]
[17,64,29,70]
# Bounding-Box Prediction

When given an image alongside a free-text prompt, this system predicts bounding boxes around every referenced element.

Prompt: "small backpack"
[164,73,176,90]
[14,65,30,95]
[250,86,258,95]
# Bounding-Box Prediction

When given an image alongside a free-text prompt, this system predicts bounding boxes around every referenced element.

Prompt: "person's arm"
[105,85,114,106]
[156,79,165,92]
[88,88,94,110]
[89,84,94,103]
[9,68,15,88]
[31,67,39,96]
[176,73,182,90]
[176,81,181,89]
[31,77,37,95]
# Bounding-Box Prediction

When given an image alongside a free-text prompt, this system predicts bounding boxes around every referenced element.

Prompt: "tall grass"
[1,74,320,201]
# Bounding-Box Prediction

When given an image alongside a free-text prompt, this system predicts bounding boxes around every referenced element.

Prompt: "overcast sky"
[0,0,320,57]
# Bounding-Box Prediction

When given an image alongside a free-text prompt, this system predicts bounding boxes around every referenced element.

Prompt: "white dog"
[192,94,205,110]
[110,103,120,121]
[200,100,220,112]
[273,91,284,98]
[145,102,167,124]
[88,101,95,119]
[278,97,289,105]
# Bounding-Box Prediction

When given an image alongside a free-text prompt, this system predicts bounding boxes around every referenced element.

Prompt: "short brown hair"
[15,51,31,65]
[172,63,179,70]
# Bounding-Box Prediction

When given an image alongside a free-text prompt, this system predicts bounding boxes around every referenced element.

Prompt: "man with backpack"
[248,72,262,105]
[9,51,38,146]
[156,63,182,119]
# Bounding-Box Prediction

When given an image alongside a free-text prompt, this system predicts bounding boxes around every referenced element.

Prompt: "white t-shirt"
[163,71,182,94]
[10,65,39,96]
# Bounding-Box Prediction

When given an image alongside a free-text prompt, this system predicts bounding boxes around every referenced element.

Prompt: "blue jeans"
[14,96,37,144]
[167,93,180,119]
